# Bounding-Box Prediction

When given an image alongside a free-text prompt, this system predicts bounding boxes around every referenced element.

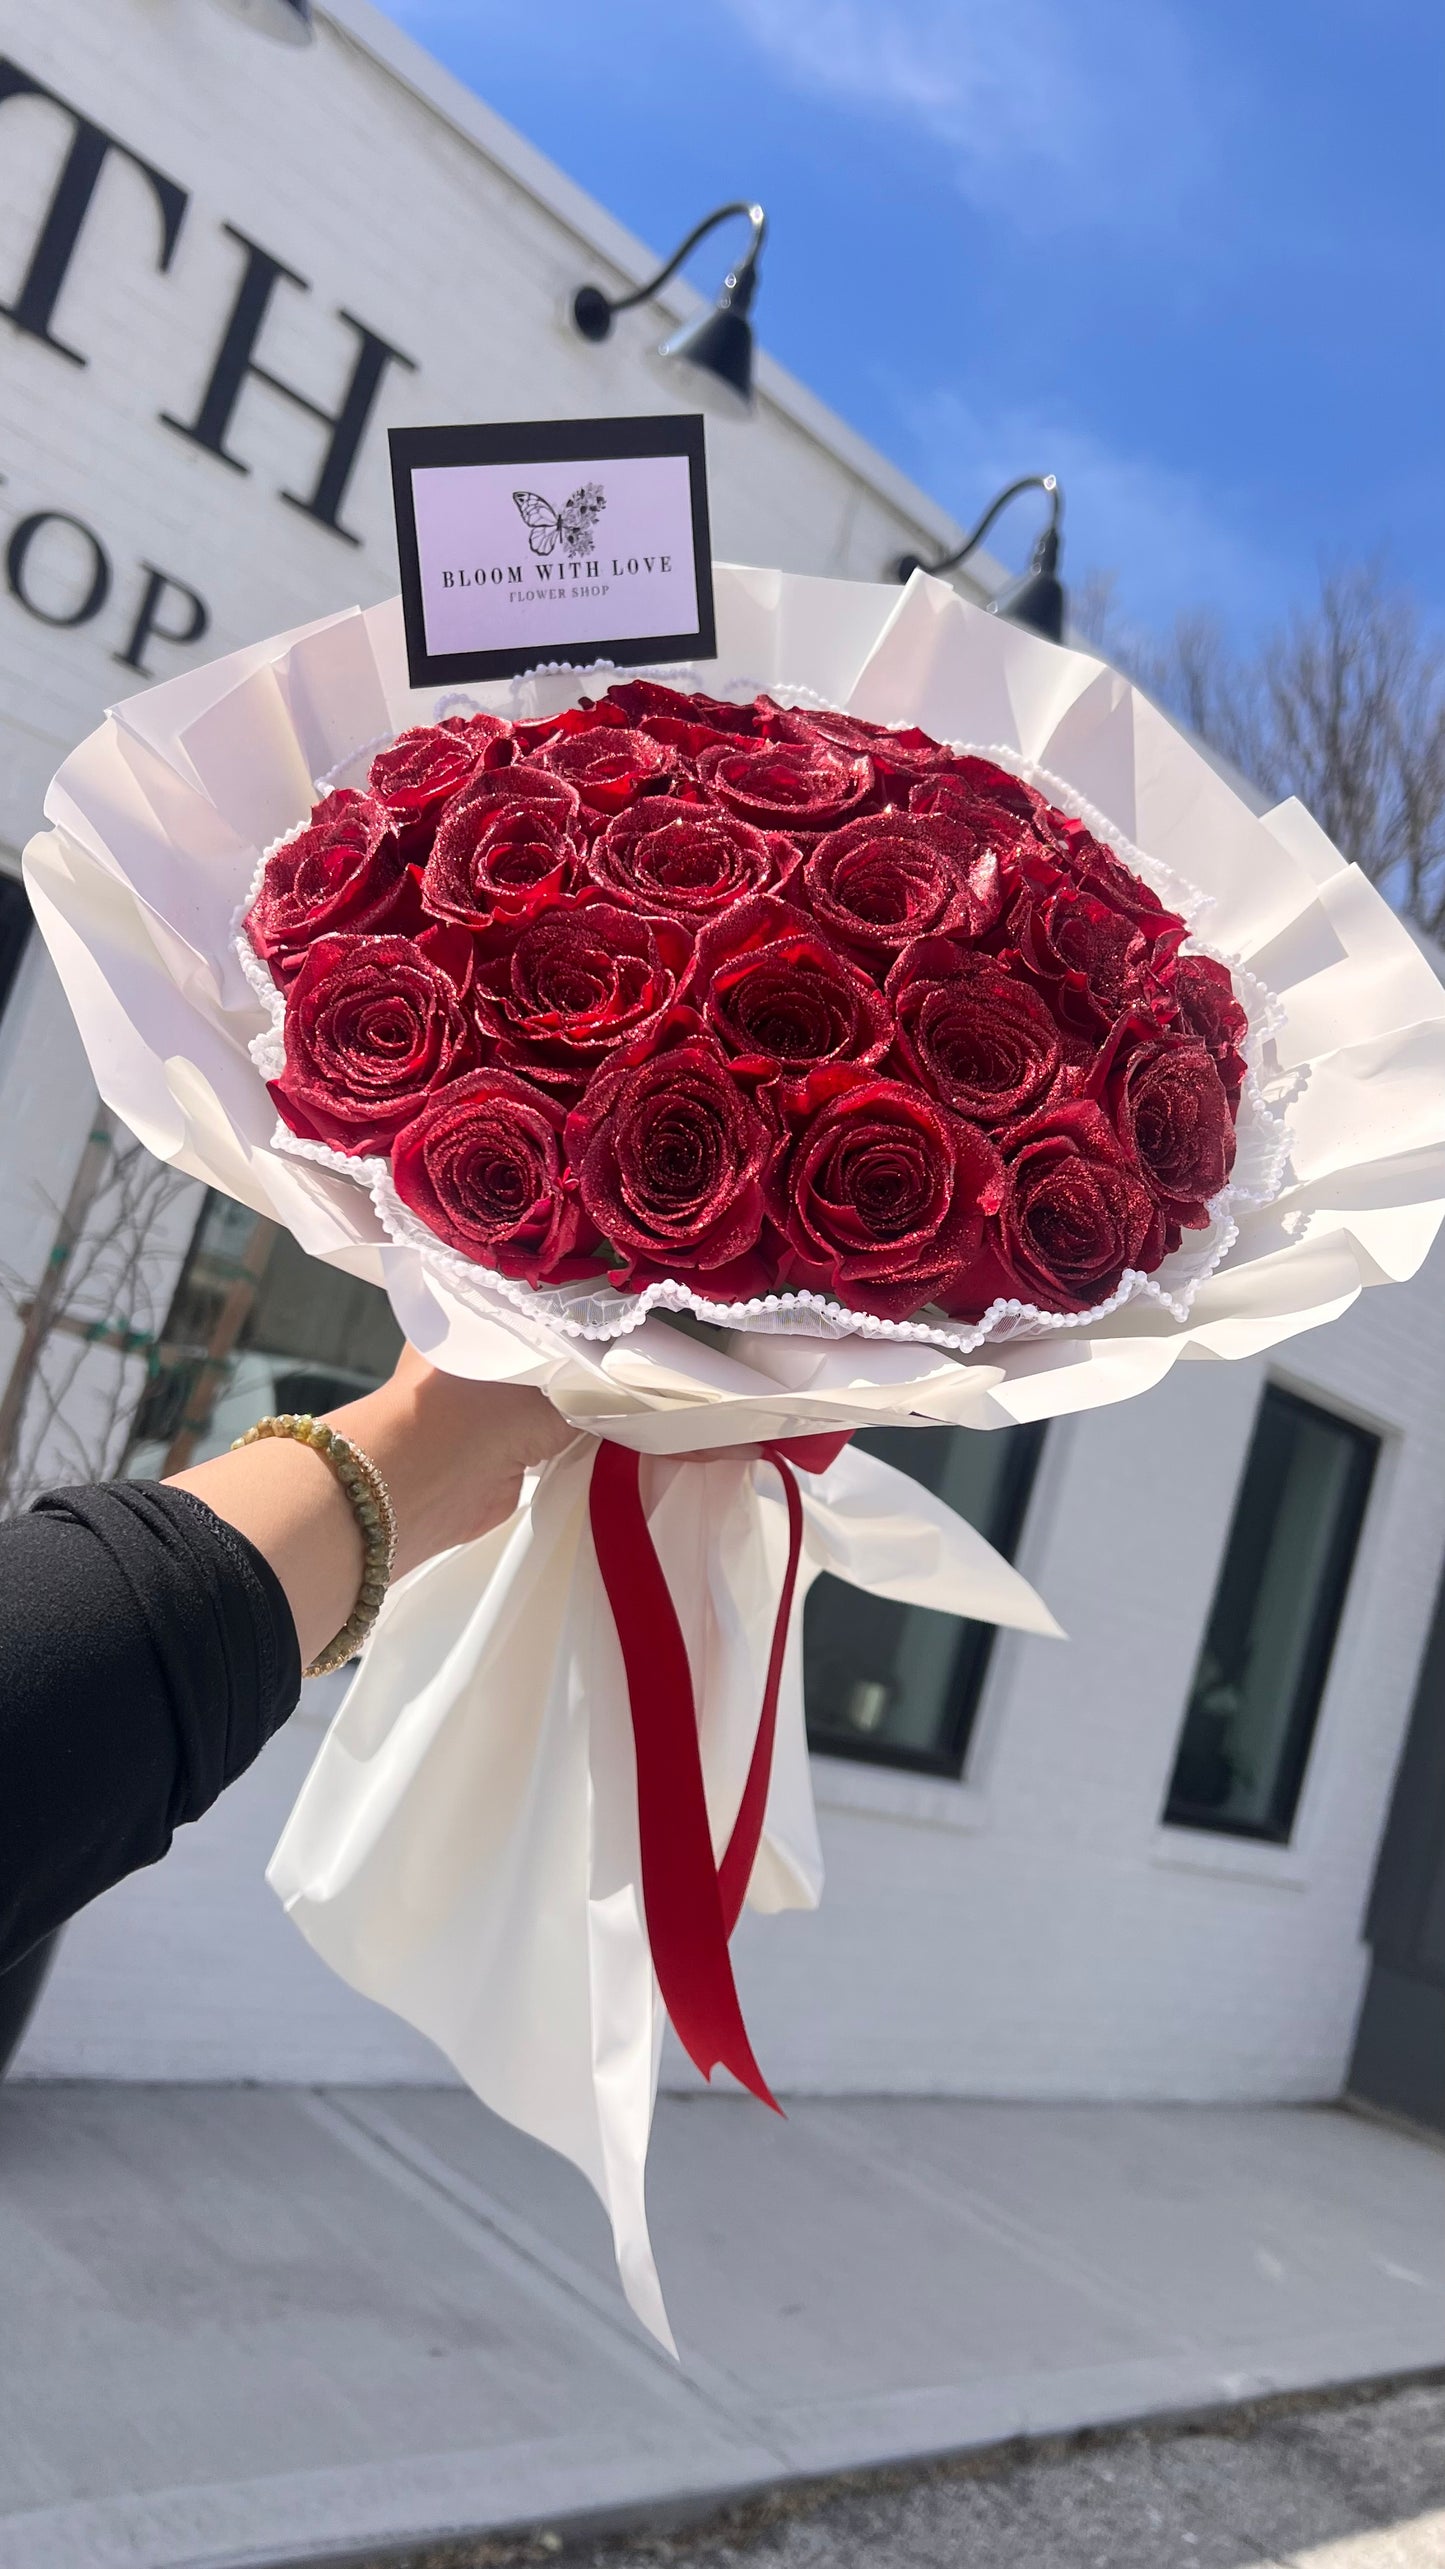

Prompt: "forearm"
[0,1356,572,1970]
[0,1483,300,1971]
[166,1430,361,1671]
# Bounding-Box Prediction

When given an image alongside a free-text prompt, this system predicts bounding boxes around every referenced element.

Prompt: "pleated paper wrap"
[25,567,1445,2346]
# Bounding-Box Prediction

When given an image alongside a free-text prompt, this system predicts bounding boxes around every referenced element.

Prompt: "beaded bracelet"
[231,1413,397,1678]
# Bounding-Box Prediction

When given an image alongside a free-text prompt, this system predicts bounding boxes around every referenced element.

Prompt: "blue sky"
[381,0,1445,648]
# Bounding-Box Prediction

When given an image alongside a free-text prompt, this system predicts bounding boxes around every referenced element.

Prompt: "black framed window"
[0,871,31,1025]
[127,1190,402,1475]
[804,1422,1046,1779]
[1164,1385,1379,1843]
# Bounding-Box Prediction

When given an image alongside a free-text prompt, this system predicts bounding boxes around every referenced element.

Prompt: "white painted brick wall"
[6,0,1444,2103]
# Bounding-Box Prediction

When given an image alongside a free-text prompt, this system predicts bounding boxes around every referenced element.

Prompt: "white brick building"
[2,0,1440,2121]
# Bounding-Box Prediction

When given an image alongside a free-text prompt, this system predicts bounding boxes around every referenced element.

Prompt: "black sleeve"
[0,1482,302,1972]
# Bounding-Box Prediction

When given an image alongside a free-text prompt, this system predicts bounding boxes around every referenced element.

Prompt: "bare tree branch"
[1080,560,1445,942]
[0,1128,194,1517]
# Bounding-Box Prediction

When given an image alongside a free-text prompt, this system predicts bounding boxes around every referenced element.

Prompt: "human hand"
[327,1345,579,1581]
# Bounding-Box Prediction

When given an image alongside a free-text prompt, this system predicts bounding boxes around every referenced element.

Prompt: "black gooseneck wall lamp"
[892,473,1066,642]
[206,0,314,39]
[572,202,767,415]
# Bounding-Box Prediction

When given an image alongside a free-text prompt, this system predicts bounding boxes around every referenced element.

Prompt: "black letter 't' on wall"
[0,59,189,367]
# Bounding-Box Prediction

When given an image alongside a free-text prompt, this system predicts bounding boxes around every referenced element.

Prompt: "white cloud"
[714,0,1220,234]
[898,385,1280,635]
[386,0,1228,239]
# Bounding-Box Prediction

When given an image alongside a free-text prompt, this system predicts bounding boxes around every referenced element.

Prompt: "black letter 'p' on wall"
[114,563,210,675]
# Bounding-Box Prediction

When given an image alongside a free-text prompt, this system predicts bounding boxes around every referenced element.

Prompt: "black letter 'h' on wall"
[0,59,189,365]
[161,224,415,548]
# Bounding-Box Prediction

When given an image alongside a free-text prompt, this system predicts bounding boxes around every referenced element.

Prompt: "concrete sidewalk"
[0,2089,1441,2569]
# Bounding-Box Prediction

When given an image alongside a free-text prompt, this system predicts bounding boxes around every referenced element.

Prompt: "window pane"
[0,872,32,1025]
[128,1191,402,1474]
[1164,1386,1378,1842]
[804,1423,1045,1778]
[245,1228,404,1390]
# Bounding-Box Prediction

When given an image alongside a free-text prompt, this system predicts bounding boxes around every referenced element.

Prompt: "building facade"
[3,0,1442,2117]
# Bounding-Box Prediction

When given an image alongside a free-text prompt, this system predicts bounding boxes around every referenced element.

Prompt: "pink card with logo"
[390,417,715,686]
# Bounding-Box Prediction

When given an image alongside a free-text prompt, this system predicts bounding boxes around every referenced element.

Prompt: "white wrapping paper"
[25,566,1445,2342]
[269,1436,1059,2351]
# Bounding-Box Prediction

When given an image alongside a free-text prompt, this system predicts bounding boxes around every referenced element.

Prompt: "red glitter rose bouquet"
[28,566,1445,2345]
[239,681,1253,1341]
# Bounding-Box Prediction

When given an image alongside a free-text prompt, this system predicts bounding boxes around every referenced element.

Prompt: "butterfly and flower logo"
[511,481,607,561]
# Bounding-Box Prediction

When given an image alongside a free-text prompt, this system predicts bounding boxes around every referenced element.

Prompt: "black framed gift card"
[388,415,716,688]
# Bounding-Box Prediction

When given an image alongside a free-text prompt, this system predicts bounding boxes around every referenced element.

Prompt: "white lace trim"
[234,672,1295,1355]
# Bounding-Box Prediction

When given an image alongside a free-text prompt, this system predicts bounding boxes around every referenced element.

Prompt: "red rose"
[270,927,473,1156]
[1008,875,1182,1035]
[566,1024,775,1291]
[936,754,1059,830]
[1094,1029,1235,1241]
[368,718,507,851]
[604,678,761,732]
[695,735,875,833]
[245,789,416,981]
[472,900,689,1099]
[886,941,1063,1124]
[1174,953,1249,1109]
[526,720,681,814]
[777,1076,1006,1321]
[908,771,1066,876]
[802,811,1003,961]
[390,1067,596,1283]
[691,895,893,1106]
[585,801,790,920]
[774,706,953,783]
[1051,817,1174,930]
[421,769,581,929]
[505,698,626,755]
[600,678,763,753]
[951,1098,1165,1317]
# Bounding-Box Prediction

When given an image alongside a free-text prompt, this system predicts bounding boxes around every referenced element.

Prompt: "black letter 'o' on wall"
[5,510,112,627]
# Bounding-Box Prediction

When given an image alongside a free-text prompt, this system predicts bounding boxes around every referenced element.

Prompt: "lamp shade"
[988,525,1065,642]
[890,474,1066,641]
[656,302,755,414]
[207,0,314,43]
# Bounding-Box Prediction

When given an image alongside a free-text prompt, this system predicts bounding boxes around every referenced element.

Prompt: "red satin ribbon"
[587,1432,851,2112]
